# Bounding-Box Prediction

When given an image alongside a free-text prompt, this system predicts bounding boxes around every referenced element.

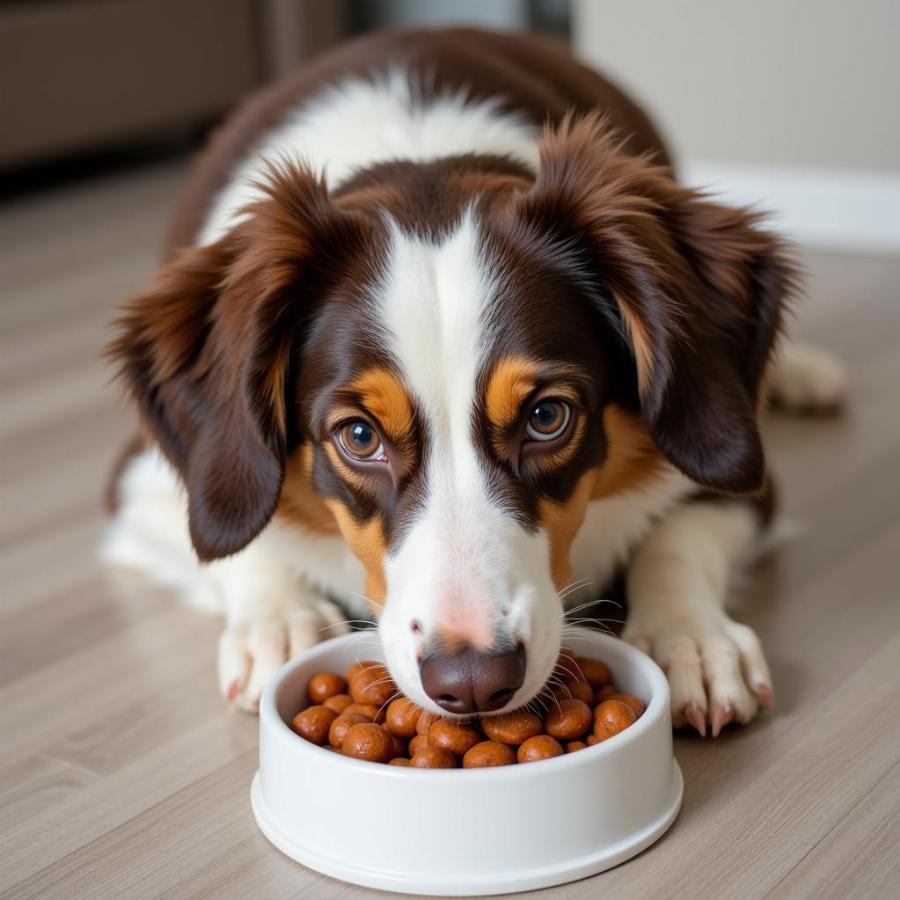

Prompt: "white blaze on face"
[375,215,562,713]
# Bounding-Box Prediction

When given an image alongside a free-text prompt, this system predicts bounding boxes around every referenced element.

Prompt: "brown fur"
[108,28,792,584]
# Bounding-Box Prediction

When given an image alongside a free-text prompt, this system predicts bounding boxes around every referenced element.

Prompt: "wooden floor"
[1,159,899,900]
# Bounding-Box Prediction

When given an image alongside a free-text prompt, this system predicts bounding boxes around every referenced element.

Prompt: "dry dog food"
[290,650,644,767]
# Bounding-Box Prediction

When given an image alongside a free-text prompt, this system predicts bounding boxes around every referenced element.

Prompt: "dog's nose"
[419,646,526,714]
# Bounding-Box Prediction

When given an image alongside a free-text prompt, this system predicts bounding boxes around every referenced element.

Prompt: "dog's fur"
[103,29,847,734]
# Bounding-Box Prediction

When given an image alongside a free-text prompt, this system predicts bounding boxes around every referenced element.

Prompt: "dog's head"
[111,115,793,715]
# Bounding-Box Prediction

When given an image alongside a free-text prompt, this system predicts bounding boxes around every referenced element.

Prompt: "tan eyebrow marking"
[484,355,542,430]
[346,367,414,442]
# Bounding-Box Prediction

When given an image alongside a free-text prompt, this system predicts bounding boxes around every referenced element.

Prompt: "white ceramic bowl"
[251,628,682,896]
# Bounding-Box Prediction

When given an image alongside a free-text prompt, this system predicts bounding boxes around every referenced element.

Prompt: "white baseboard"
[681,161,900,254]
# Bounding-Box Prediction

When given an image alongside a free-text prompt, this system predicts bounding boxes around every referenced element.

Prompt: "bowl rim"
[259,628,670,782]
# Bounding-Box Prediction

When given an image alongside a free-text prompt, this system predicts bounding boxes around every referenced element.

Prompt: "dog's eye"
[337,420,385,461]
[525,400,571,442]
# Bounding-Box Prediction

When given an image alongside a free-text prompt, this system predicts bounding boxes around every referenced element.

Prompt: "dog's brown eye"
[525,400,570,442]
[338,420,385,461]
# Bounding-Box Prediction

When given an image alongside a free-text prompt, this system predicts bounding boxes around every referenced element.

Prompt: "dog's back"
[166,28,671,255]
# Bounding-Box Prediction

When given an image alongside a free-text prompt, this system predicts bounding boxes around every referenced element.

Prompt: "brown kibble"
[586,734,600,746]
[410,747,457,768]
[388,732,407,759]
[416,711,439,736]
[350,664,396,707]
[517,735,564,763]
[552,678,594,705]
[308,672,347,704]
[566,740,587,752]
[408,734,430,755]
[462,740,517,768]
[328,712,371,748]
[554,651,577,677]
[323,693,353,714]
[388,757,411,766]
[385,698,423,739]
[593,699,637,742]
[344,659,379,683]
[482,710,543,745]
[428,719,482,756]
[593,684,618,704]
[341,723,394,763]
[607,693,646,718]
[344,702,385,723]
[573,656,612,688]
[544,698,593,741]
[291,705,337,745]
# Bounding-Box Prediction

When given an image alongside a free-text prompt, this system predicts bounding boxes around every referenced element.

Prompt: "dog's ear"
[514,114,797,493]
[109,164,370,560]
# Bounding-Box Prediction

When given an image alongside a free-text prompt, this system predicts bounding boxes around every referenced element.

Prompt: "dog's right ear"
[108,164,370,561]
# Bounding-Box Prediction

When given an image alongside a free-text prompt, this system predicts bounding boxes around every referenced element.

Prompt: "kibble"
[291,705,337,745]
[428,719,482,756]
[308,671,347,704]
[518,735,564,763]
[607,693,646,718]
[344,702,386,723]
[322,693,354,714]
[544,698,593,741]
[328,712,371,749]
[463,741,517,768]
[481,710,543,745]
[552,677,594,706]
[293,658,643,767]
[341,722,394,763]
[573,657,612,688]
[593,699,637,742]
[349,664,396,707]
[410,747,457,768]
[385,698,422,739]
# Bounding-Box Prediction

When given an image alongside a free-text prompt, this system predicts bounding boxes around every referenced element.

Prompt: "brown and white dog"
[103,29,847,735]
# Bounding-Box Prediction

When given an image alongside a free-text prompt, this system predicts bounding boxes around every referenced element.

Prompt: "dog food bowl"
[251,628,682,895]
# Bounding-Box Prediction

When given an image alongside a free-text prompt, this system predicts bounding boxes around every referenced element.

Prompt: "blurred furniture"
[0,0,346,169]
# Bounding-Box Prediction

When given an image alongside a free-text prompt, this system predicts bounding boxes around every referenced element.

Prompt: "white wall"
[572,0,900,252]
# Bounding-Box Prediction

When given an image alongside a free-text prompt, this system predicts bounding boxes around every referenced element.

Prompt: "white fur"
[622,500,773,735]
[375,217,563,714]
[569,466,693,602]
[769,341,850,413]
[199,70,539,246]
[102,447,367,711]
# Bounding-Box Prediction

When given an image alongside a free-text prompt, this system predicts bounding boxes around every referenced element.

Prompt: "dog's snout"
[419,646,526,714]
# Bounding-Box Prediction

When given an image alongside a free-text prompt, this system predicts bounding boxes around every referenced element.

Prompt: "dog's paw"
[624,616,773,737]
[218,597,349,713]
[769,342,850,415]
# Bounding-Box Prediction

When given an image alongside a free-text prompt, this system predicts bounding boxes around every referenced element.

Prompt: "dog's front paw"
[623,616,773,737]
[218,598,349,713]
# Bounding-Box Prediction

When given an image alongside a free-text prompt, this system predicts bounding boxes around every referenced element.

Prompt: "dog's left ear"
[513,114,797,493]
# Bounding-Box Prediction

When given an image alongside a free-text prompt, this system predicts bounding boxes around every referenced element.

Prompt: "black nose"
[419,646,526,714]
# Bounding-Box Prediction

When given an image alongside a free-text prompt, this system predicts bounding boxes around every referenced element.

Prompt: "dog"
[103,28,848,735]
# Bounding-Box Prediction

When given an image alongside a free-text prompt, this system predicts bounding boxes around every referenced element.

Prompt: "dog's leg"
[102,447,349,711]
[212,540,350,711]
[768,341,849,414]
[622,500,772,737]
